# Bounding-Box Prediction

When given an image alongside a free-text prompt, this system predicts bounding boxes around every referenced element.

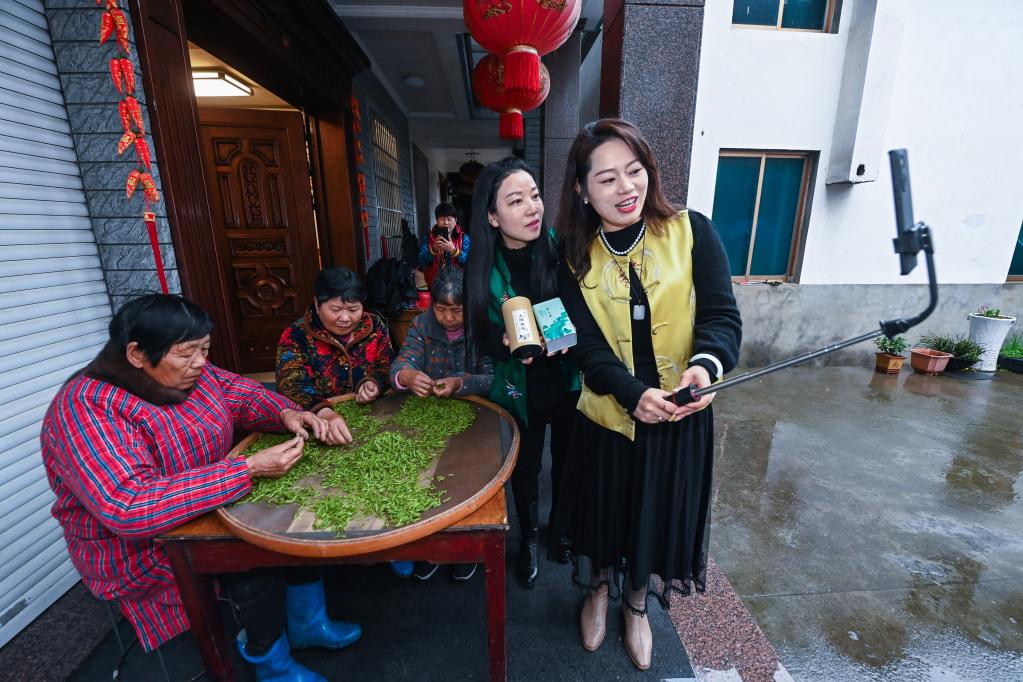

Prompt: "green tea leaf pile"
[241,397,477,535]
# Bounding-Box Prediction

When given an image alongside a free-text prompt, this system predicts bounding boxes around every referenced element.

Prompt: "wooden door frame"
[127,0,368,372]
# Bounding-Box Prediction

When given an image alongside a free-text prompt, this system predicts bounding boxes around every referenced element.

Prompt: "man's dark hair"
[315,267,367,304]
[430,267,464,306]
[434,202,459,219]
[109,294,213,365]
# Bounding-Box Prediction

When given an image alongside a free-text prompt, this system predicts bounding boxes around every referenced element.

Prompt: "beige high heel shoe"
[580,582,609,651]
[622,600,652,670]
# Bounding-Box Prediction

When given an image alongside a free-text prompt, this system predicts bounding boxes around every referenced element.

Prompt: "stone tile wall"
[45,0,178,313]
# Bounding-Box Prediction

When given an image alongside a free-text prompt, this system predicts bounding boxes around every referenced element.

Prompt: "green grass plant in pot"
[968,305,1015,372]
[999,330,1023,373]
[874,335,908,374]
[919,334,983,372]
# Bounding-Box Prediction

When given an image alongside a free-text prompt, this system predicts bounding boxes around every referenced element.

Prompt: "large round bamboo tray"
[217,393,519,557]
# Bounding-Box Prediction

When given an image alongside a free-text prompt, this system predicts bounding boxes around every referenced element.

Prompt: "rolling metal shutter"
[0,0,112,647]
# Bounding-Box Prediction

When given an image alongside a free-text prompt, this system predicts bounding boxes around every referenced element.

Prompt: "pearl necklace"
[598,220,645,256]
[598,221,649,320]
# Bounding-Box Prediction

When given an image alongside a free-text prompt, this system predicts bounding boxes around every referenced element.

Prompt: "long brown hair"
[557,118,680,282]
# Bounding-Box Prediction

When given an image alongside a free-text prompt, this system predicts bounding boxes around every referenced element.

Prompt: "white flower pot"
[968,313,1016,372]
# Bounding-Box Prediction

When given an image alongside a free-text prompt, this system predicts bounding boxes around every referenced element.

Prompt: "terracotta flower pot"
[910,348,952,375]
[874,352,904,374]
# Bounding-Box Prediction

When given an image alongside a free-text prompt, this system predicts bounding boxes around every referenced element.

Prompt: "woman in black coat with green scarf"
[464,157,580,588]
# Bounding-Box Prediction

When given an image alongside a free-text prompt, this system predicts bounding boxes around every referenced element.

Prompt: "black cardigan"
[558,211,742,413]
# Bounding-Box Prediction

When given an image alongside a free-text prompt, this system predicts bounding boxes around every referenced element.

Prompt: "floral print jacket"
[276,306,394,408]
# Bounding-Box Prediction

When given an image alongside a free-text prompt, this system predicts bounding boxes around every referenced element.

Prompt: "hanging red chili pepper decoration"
[120,58,135,93]
[140,173,159,204]
[99,11,114,44]
[98,0,168,295]
[135,137,152,170]
[110,9,130,55]
[125,96,144,133]
[116,130,135,155]
[110,58,123,94]
[118,98,132,131]
[125,169,141,199]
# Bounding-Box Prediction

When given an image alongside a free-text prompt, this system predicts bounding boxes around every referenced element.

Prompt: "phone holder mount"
[671,149,939,407]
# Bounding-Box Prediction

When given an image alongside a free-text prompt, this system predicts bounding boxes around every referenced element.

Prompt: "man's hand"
[398,369,435,397]
[245,435,304,478]
[436,237,456,254]
[356,380,381,404]
[432,376,463,399]
[280,408,328,441]
[670,365,713,420]
[315,407,353,445]
[631,388,677,425]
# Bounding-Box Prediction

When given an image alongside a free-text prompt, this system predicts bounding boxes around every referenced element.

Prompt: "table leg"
[164,543,234,681]
[483,531,507,682]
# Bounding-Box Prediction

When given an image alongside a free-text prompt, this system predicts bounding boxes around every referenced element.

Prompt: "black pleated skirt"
[553,406,714,601]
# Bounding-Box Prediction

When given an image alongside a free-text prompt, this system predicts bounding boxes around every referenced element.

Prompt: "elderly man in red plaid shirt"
[41,294,358,681]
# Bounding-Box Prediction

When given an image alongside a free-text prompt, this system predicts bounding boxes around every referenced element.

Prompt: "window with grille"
[711,151,814,280]
[732,0,840,33]
[372,117,404,259]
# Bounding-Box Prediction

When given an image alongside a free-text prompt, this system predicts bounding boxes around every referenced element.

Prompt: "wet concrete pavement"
[710,366,1023,681]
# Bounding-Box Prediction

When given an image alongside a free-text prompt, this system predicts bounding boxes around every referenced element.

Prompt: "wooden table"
[157,489,509,681]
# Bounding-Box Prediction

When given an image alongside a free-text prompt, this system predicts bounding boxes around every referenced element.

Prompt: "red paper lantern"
[463,0,580,98]
[472,53,549,140]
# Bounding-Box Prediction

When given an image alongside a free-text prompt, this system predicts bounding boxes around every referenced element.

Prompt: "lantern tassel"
[144,211,169,294]
[504,47,541,99]
[499,110,524,140]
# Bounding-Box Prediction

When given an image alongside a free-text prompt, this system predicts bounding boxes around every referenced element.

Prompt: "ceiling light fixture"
[403,74,426,89]
[191,70,254,97]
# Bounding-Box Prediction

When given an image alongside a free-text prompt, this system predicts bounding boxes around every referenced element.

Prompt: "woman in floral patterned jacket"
[276,267,395,410]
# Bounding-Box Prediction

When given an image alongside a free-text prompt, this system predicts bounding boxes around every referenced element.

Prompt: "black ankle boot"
[517,502,540,588]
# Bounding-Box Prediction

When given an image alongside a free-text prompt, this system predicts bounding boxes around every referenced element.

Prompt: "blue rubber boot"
[237,632,326,682]
[389,560,413,578]
[285,578,362,650]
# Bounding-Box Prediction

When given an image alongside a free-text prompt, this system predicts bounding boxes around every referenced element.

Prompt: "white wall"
[689,0,1023,285]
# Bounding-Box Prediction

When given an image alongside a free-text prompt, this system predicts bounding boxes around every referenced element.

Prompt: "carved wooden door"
[199,108,320,373]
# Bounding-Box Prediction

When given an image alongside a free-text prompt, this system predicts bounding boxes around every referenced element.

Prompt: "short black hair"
[315,267,367,304]
[109,294,213,365]
[434,202,458,219]
[430,267,463,305]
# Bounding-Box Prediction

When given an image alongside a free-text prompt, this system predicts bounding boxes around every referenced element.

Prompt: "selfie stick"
[672,149,938,406]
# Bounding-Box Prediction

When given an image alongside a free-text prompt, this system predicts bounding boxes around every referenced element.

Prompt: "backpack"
[365,257,417,319]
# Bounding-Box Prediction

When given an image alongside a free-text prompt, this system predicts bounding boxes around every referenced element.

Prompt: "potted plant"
[874,336,908,374]
[968,305,1015,372]
[999,330,1023,373]
[919,334,983,372]
[910,348,952,375]
[949,335,984,372]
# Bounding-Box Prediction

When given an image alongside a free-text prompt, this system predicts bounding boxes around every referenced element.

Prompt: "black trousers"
[218,568,319,657]
[510,402,576,533]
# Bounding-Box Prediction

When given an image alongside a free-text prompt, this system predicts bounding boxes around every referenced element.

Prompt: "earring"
[583,198,589,205]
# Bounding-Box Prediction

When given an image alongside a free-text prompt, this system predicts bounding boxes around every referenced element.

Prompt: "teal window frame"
[712,150,813,281]
[1009,221,1023,281]
[732,0,838,33]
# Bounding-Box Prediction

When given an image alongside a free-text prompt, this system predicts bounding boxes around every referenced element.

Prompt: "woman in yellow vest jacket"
[554,119,742,670]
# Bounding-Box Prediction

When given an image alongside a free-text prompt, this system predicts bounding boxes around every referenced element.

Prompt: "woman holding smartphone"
[554,119,741,670]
